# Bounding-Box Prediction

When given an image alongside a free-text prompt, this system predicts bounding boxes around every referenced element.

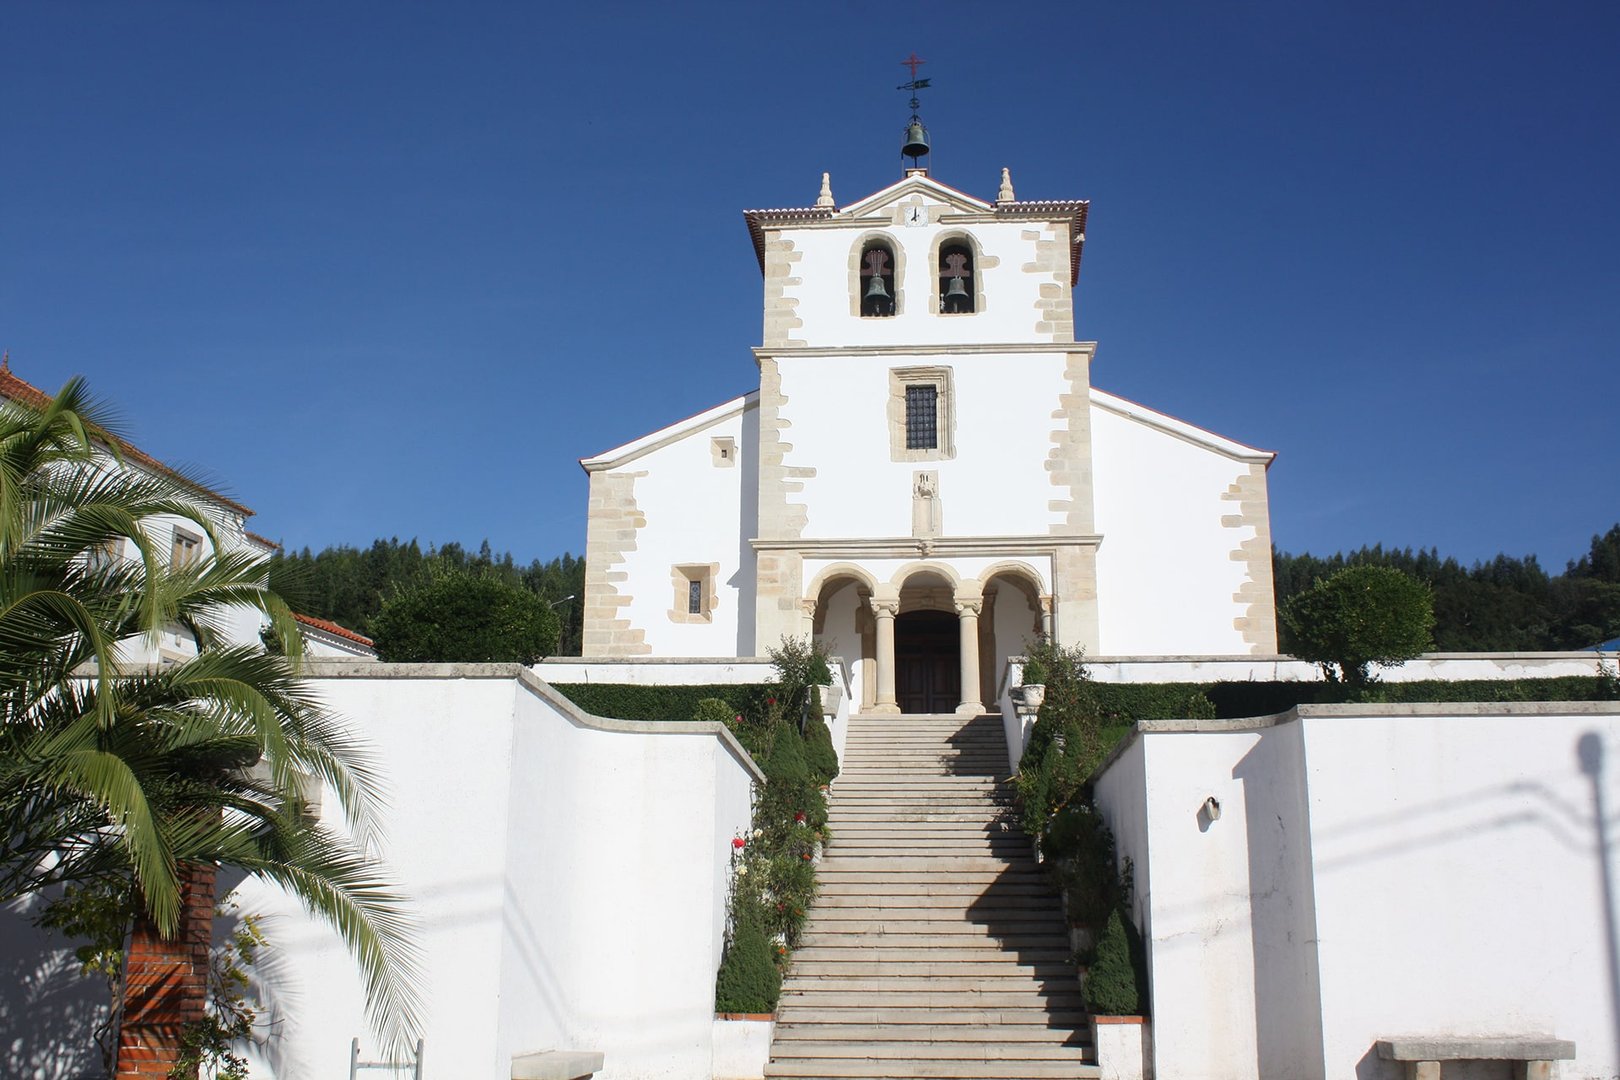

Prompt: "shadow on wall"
[1578,731,1620,1069]
[0,894,113,1080]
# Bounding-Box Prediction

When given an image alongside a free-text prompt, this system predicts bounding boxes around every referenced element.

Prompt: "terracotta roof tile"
[0,364,256,517]
[244,531,282,551]
[293,612,374,648]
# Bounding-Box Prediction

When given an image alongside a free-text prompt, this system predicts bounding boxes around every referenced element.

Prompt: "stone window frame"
[849,231,905,318]
[711,436,736,468]
[171,526,202,569]
[930,231,992,316]
[888,366,956,462]
[669,563,720,624]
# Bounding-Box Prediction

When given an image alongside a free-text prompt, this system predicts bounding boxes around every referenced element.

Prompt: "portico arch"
[806,564,879,711]
[979,562,1050,706]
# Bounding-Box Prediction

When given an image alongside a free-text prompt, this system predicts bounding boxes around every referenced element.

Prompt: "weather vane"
[898,53,932,167]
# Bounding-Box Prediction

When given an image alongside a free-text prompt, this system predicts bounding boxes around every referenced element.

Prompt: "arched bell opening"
[981,565,1047,705]
[810,573,874,712]
[859,241,897,318]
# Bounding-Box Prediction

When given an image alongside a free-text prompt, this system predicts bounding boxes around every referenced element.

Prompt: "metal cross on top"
[901,53,926,80]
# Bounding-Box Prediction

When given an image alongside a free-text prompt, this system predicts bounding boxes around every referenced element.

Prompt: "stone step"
[811,889,1053,906]
[798,932,1067,950]
[780,986,1083,1004]
[813,882,1055,897]
[776,1006,1091,1027]
[770,1042,1091,1061]
[813,871,1046,886]
[791,945,1073,962]
[766,1066,1099,1079]
[770,1023,1088,1045]
[789,960,1075,978]
[806,916,1061,932]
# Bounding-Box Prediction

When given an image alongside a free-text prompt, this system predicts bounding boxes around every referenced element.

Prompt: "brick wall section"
[117,862,216,1078]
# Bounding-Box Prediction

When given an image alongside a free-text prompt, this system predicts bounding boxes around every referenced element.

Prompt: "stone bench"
[1376,1036,1576,1080]
[510,1050,605,1080]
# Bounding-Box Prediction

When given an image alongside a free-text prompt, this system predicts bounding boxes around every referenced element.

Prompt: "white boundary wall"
[1085,652,1615,684]
[1092,702,1620,1080]
[0,664,762,1080]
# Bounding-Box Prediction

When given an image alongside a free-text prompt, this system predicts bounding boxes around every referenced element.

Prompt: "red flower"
[794,812,806,824]
[732,837,746,849]
[801,852,812,861]
[767,697,776,706]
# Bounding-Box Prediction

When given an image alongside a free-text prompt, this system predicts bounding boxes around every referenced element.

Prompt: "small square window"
[711,436,736,468]
[671,563,719,624]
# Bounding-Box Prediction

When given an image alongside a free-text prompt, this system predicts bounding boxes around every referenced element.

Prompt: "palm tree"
[0,378,422,1070]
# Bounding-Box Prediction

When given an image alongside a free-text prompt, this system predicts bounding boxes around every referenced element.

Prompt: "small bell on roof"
[816,172,835,209]
[997,168,1015,205]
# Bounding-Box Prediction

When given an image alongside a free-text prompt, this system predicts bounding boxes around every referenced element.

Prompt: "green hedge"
[550,683,777,722]
[1092,675,1613,724]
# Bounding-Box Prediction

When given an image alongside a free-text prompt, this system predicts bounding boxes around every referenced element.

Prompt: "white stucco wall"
[217,665,760,1080]
[1090,402,1265,657]
[537,657,778,685]
[778,212,1066,349]
[599,407,756,657]
[780,352,1073,541]
[1085,652,1615,684]
[1092,703,1620,1080]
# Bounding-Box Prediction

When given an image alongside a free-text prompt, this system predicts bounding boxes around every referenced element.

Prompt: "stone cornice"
[753,342,1097,361]
[751,534,1102,558]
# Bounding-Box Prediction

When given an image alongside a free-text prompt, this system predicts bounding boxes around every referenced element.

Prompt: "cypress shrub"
[1084,908,1146,1016]
[765,722,810,786]
[804,717,839,784]
[714,913,781,1014]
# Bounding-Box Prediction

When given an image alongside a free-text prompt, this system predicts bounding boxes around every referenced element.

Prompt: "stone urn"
[1013,683,1046,711]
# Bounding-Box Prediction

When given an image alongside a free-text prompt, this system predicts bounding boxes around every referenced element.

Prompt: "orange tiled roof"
[245,530,282,551]
[0,362,256,517]
[293,612,374,648]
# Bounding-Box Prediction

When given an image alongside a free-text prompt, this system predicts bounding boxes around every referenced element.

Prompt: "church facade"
[580,167,1277,715]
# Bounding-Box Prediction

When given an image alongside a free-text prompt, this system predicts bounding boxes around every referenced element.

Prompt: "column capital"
[869,597,900,618]
[953,598,983,617]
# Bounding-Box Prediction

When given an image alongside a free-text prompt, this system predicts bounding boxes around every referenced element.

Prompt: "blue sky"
[2,2,1616,569]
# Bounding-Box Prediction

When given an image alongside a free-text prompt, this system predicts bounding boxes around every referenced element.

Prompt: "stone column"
[1039,595,1055,640]
[870,598,900,715]
[955,598,984,716]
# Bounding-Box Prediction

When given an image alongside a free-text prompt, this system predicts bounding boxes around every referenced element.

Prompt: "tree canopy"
[1275,525,1620,653]
[1281,565,1436,685]
[272,539,584,654]
[369,562,561,664]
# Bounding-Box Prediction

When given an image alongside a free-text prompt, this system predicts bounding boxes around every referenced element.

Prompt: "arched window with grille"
[938,240,975,314]
[860,242,896,317]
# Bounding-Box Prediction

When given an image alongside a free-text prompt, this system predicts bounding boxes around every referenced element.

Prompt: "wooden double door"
[895,610,961,714]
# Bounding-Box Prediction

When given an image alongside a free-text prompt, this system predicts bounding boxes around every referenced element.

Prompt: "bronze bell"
[944,275,969,311]
[866,275,891,301]
[902,120,930,161]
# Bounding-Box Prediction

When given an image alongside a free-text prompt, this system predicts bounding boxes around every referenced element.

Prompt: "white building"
[581,167,1277,713]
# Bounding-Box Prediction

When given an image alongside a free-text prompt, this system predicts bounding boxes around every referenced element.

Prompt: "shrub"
[1083,908,1147,1016]
[1046,806,1126,928]
[1281,565,1435,686]
[370,563,560,663]
[765,721,810,786]
[551,683,775,724]
[1020,655,1049,685]
[714,910,781,1014]
[768,635,834,716]
[804,717,839,784]
[1015,638,1104,840]
[692,697,736,725]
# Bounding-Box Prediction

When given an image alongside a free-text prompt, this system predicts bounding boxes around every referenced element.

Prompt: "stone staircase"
[767,712,1097,1079]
